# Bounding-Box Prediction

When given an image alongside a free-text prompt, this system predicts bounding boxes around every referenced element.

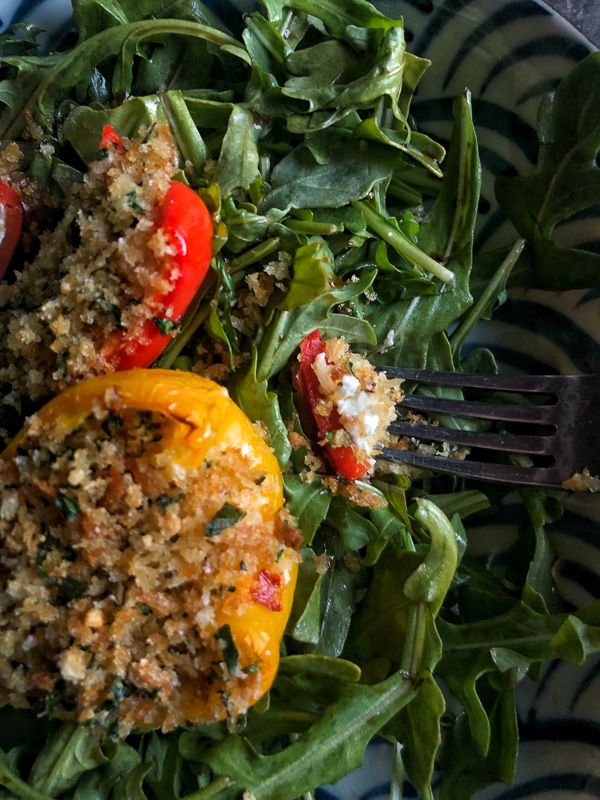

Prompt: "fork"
[376,369,600,488]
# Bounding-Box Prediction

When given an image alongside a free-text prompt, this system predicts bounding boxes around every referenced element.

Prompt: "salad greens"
[0,1,599,799]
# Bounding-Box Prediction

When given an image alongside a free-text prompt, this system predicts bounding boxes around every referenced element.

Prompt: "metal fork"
[377,369,600,488]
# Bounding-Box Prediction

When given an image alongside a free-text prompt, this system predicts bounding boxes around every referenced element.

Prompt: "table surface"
[546,0,600,45]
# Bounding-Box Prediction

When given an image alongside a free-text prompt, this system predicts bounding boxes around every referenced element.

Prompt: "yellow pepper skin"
[1,370,298,728]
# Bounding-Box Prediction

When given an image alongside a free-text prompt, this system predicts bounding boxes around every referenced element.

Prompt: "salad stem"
[449,237,525,358]
[395,170,442,196]
[231,237,281,272]
[182,775,233,800]
[422,784,435,800]
[160,90,208,181]
[353,201,454,283]
[285,220,339,236]
[0,764,54,800]
[399,604,419,674]
[156,305,210,369]
[389,740,404,800]
[387,177,422,207]
[409,602,427,678]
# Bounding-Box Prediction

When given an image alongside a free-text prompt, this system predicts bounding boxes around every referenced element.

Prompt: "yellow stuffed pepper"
[0,370,300,734]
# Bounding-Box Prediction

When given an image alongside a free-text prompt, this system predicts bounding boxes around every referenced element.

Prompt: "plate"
[2,1,599,798]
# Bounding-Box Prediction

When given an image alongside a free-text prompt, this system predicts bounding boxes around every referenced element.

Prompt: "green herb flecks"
[158,491,185,509]
[152,317,178,336]
[205,503,246,537]
[55,494,81,521]
[214,624,239,676]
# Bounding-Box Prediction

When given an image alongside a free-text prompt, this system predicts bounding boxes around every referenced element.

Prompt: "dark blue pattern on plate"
[6,0,47,27]
[5,0,600,797]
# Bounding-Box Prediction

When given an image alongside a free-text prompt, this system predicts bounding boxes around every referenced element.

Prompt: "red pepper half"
[298,329,371,481]
[0,181,23,280]
[99,126,213,370]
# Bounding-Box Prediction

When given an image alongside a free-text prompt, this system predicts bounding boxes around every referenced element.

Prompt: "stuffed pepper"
[0,370,299,734]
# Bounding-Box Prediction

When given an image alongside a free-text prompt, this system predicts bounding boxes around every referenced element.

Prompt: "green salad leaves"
[0,1,599,799]
[496,51,600,290]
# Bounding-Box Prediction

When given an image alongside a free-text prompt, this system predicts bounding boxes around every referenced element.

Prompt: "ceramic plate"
[1,1,599,798]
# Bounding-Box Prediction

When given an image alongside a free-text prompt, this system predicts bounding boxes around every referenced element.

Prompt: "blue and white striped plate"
[1,1,599,798]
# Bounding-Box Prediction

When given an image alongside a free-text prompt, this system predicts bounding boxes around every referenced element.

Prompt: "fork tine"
[378,367,561,394]
[398,394,560,424]
[388,421,555,454]
[378,448,562,488]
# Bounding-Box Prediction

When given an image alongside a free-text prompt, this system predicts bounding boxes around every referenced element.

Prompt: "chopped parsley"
[142,121,157,144]
[158,491,185,510]
[55,493,81,521]
[214,624,238,676]
[57,577,87,602]
[56,348,69,372]
[205,503,246,537]
[152,317,177,336]
[127,191,145,215]
[101,413,123,436]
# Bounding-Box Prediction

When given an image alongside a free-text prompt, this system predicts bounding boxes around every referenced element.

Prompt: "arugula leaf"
[438,670,518,800]
[365,91,481,371]
[279,240,332,311]
[282,27,411,130]
[232,347,292,468]
[329,497,376,552]
[260,131,397,214]
[214,104,261,197]
[306,555,365,657]
[29,724,108,797]
[73,740,141,800]
[406,499,459,616]
[519,488,561,614]
[385,673,445,795]
[436,600,600,799]
[160,90,208,180]
[270,0,403,37]
[0,20,248,139]
[289,565,324,644]
[202,670,417,800]
[255,267,377,383]
[112,763,151,800]
[495,52,600,290]
[283,476,331,547]
[72,0,229,40]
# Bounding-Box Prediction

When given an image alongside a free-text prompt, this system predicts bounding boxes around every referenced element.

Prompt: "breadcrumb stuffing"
[0,402,299,734]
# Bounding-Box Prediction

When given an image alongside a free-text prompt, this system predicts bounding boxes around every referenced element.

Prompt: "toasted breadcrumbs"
[562,468,600,492]
[0,400,299,735]
[0,124,179,435]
